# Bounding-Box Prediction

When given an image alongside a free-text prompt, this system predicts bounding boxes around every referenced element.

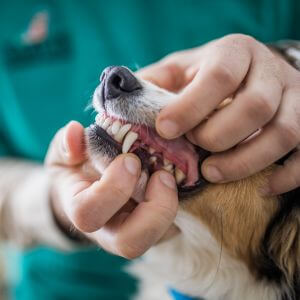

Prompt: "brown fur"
[268,210,300,282]
[181,167,279,277]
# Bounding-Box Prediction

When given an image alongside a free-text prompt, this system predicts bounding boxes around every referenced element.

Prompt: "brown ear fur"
[260,190,300,298]
[182,168,278,265]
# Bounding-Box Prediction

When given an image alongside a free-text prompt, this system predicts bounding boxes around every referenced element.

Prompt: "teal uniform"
[0,1,299,299]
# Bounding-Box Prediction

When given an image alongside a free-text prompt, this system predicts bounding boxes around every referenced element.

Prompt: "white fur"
[91,70,282,300]
[129,209,280,300]
[93,75,175,128]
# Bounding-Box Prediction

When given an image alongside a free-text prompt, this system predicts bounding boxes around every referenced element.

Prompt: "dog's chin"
[86,120,209,202]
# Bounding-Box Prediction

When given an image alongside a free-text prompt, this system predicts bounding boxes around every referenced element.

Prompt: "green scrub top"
[0,1,299,299]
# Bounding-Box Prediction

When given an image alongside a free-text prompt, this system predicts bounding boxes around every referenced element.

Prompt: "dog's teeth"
[163,164,174,173]
[95,114,105,126]
[115,124,132,143]
[102,117,112,130]
[163,158,171,166]
[175,167,186,184]
[111,120,121,135]
[149,156,157,164]
[107,125,113,135]
[149,147,156,154]
[122,132,139,153]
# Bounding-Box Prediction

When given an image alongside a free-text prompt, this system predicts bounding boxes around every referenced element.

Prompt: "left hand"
[138,34,300,195]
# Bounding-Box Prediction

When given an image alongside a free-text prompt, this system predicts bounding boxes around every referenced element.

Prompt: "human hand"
[139,34,300,195]
[46,121,178,258]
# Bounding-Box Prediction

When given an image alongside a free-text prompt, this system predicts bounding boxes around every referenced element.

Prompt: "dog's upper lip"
[89,115,210,198]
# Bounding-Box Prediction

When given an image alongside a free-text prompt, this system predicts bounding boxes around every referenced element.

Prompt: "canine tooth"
[175,167,186,184]
[102,117,112,130]
[96,114,105,126]
[107,125,113,135]
[149,156,157,164]
[122,132,139,153]
[115,124,132,143]
[149,147,156,154]
[111,120,121,135]
[163,164,174,172]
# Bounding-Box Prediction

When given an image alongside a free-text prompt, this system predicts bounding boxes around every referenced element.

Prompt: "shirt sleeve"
[0,155,84,250]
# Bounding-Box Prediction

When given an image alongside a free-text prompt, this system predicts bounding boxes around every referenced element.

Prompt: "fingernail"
[160,172,176,189]
[158,119,179,138]
[203,165,223,182]
[124,156,140,175]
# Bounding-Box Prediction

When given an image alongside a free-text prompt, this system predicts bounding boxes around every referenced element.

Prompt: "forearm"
[0,158,77,250]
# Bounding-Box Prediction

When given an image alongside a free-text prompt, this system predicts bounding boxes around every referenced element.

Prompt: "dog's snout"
[101,66,141,101]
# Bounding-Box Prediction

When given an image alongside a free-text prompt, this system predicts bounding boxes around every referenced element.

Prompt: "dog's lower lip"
[90,117,210,198]
[94,124,122,152]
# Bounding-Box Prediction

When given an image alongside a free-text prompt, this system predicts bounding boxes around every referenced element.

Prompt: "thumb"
[46,121,86,167]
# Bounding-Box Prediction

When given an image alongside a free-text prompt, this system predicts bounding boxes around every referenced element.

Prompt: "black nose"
[100,66,141,101]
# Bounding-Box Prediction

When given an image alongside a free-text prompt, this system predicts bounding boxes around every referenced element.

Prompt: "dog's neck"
[130,209,280,300]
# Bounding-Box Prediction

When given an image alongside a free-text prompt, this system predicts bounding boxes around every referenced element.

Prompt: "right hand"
[45,121,178,258]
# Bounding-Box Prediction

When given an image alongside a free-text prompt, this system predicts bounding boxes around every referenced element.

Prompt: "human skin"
[48,34,299,258]
[47,121,178,258]
[139,34,300,196]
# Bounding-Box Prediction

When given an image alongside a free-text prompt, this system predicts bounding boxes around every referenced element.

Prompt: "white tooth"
[115,124,132,143]
[175,167,186,184]
[111,120,121,135]
[122,132,139,153]
[163,158,171,166]
[149,147,156,154]
[149,156,157,164]
[102,117,112,130]
[96,114,105,126]
[163,164,174,173]
[107,125,113,135]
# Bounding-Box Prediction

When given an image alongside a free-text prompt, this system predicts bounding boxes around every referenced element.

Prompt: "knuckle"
[149,200,177,222]
[246,92,275,121]
[109,184,132,202]
[275,119,300,148]
[71,208,92,233]
[70,197,102,233]
[208,62,239,87]
[198,130,226,152]
[224,34,256,46]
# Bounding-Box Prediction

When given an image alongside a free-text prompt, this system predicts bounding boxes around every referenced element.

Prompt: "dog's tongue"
[131,125,200,186]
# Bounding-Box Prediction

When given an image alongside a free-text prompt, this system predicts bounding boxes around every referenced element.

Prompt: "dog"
[86,66,300,300]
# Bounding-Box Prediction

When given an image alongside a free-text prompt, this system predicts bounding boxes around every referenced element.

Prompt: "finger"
[202,89,300,182]
[156,39,252,139]
[188,55,283,152]
[68,154,141,233]
[137,62,185,92]
[137,48,201,91]
[96,170,178,258]
[46,121,86,166]
[266,148,300,195]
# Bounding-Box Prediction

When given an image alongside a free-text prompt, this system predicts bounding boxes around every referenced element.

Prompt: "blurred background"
[0,1,299,299]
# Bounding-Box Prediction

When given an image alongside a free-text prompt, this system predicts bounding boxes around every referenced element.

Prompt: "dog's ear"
[260,189,300,299]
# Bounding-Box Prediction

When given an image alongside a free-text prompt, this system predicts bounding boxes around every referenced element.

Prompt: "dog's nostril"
[110,73,122,90]
[104,66,142,101]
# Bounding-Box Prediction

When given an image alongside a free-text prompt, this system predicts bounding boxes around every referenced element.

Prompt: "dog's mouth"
[89,113,209,197]
[87,66,210,199]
